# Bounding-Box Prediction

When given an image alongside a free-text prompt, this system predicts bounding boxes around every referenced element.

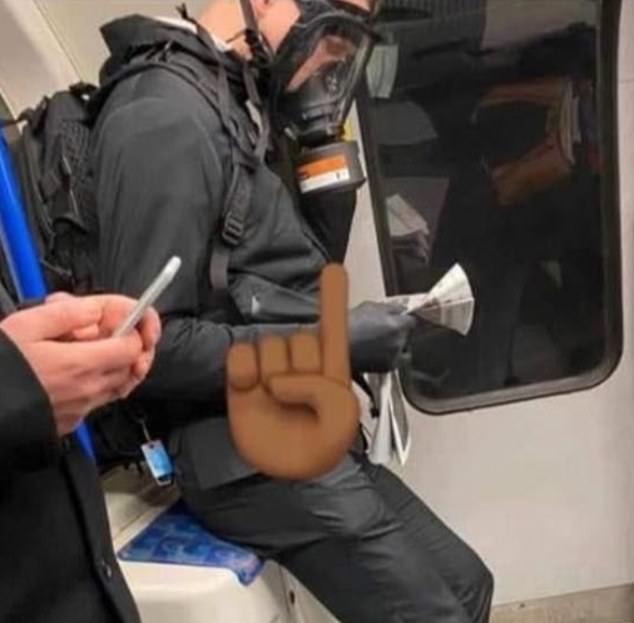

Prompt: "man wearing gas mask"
[92,1,494,621]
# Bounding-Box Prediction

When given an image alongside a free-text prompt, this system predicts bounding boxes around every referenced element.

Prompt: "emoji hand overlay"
[227,264,360,480]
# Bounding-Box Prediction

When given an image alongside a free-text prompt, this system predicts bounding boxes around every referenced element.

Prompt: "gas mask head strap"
[176,4,239,143]
[236,0,276,70]
[177,3,271,160]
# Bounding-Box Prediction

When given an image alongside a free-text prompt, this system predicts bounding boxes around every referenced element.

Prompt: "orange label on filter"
[297,155,351,193]
[297,155,348,180]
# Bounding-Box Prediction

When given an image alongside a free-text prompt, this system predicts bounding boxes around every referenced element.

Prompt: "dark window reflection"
[361,0,619,406]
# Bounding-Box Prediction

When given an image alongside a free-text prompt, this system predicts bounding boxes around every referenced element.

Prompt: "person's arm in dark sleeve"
[302,189,357,263]
[0,331,59,472]
[272,135,357,263]
[95,97,307,403]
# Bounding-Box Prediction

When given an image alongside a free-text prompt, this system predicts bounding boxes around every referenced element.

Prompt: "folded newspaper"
[386,263,475,336]
[367,264,475,466]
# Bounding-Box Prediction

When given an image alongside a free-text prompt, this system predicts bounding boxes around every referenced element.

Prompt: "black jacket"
[0,329,141,623]
[92,16,357,489]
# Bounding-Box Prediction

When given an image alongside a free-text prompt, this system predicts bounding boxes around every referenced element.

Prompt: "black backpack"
[0,77,158,471]
[0,50,259,472]
[1,82,100,299]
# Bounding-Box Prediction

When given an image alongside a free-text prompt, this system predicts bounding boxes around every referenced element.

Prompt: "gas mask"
[239,0,380,197]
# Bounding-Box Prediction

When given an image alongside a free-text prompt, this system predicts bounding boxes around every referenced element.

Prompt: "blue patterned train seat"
[118,501,264,585]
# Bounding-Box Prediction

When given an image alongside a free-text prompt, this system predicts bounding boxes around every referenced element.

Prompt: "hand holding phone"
[113,256,182,337]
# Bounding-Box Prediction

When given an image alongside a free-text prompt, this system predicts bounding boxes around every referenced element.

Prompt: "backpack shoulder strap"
[208,157,253,292]
[149,60,257,293]
[168,51,268,295]
[91,52,262,296]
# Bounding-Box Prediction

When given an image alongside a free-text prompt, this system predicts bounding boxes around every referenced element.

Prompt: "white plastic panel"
[35,0,210,84]
[345,103,386,306]
[0,0,78,114]
[620,0,634,82]
[118,556,290,623]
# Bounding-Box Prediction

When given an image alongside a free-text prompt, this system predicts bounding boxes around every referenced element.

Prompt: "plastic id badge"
[141,440,174,486]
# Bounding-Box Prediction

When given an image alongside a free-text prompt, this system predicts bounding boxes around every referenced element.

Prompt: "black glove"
[230,302,416,374]
[348,301,417,373]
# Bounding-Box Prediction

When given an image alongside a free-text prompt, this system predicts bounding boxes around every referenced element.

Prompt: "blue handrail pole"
[0,132,95,460]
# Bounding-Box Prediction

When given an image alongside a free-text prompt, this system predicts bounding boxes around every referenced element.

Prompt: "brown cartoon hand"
[226,264,360,480]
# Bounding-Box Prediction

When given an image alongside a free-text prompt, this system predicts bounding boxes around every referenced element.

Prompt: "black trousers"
[182,453,493,623]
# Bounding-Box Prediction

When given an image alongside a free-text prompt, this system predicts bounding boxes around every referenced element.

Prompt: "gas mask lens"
[286,32,360,94]
[278,23,374,142]
[267,1,379,196]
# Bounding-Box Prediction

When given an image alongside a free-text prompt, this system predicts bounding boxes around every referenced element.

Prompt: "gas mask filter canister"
[240,0,381,196]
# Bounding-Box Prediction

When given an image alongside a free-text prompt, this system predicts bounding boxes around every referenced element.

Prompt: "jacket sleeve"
[302,189,357,263]
[0,330,59,472]
[94,97,307,403]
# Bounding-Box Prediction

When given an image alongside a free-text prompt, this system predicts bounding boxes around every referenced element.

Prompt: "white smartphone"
[113,256,182,337]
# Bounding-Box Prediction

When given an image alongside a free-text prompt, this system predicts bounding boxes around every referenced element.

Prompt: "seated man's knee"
[468,558,494,623]
[479,562,494,601]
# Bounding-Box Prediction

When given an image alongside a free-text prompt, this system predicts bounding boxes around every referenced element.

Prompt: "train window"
[359,0,622,412]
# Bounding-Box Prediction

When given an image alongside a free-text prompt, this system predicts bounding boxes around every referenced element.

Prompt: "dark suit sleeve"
[94,97,306,403]
[0,331,59,472]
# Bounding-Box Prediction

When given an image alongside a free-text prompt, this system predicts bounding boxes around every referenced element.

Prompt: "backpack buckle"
[47,155,86,231]
[60,153,72,179]
[65,189,85,229]
[221,214,244,246]
[69,82,97,101]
